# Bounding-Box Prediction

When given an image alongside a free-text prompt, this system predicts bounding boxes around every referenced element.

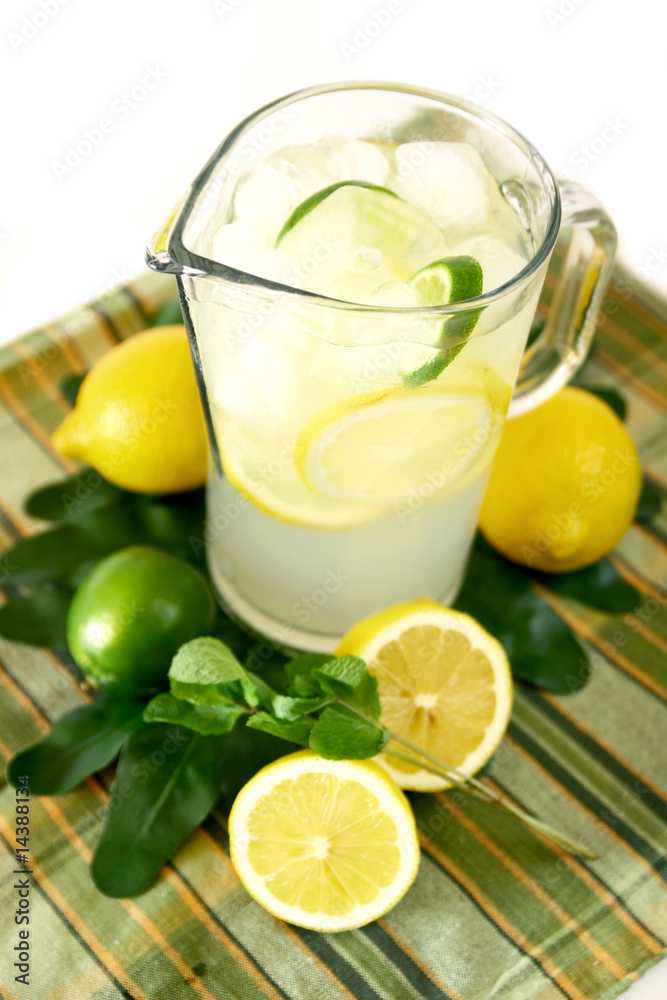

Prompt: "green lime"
[67,545,216,695]
[275,180,397,244]
[276,182,449,302]
[408,255,483,306]
[404,255,484,387]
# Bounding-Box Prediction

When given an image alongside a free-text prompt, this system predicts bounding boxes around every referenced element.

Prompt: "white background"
[1,1,665,994]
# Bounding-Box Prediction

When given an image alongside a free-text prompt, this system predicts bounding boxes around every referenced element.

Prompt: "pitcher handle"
[509,179,617,418]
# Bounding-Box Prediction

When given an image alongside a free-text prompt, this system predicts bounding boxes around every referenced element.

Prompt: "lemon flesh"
[229,751,420,931]
[337,599,513,791]
[294,381,504,506]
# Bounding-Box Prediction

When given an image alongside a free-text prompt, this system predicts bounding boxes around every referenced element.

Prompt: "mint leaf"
[343,672,381,718]
[246,713,314,747]
[310,656,381,718]
[308,706,389,760]
[143,692,247,735]
[286,653,331,696]
[169,637,258,706]
[272,694,330,721]
[313,655,367,689]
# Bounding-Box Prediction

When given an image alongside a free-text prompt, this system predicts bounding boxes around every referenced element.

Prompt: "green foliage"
[5,697,146,795]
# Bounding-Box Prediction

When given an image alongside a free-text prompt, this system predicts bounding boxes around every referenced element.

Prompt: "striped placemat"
[0,263,665,1000]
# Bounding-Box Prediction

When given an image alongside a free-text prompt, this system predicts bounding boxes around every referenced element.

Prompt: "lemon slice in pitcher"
[294,373,509,506]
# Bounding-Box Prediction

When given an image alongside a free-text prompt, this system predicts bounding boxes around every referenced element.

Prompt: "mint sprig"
[146,637,596,860]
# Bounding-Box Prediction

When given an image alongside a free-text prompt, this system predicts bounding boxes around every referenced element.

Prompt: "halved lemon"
[228,750,420,931]
[294,377,507,506]
[336,598,513,791]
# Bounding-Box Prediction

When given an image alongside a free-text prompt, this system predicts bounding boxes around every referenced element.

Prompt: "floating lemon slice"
[336,598,513,791]
[294,378,505,506]
[228,750,420,931]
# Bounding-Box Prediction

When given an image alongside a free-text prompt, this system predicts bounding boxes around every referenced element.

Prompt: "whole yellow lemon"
[479,386,642,572]
[53,325,208,494]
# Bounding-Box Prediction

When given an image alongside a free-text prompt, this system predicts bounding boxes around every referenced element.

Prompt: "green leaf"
[343,672,382,718]
[25,471,127,522]
[143,692,247,734]
[271,694,329,720]
[149,299,184,327]
[169,636,258,706]
[217,724,296,806]
[5,696,146,795]
[91,725,227,897]
[455,535,590,692]
[311,656,381,718]
[636,477,662,523]
[246,712,314,747]
[1,500,206,587]
[286,653,332,696]
[309,706,389,760]
[532,558,639,614]
[314,655,367,689]
[0,590,71,647]
[59,373,85,406]
[526,317,545,349]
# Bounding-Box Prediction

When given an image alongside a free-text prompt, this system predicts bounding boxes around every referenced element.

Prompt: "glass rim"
[151,80,562,316]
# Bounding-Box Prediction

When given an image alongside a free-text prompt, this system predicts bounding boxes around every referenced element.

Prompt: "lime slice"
[405,255,484,387]
[294,374,509,506]
[275,180,398,244]
[276,182,449,303]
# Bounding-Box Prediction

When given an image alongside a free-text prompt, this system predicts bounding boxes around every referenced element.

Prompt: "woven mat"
[0,264,666,1000]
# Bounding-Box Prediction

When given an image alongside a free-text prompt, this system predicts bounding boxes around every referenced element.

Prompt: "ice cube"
[393,142,515,244]
[332,281,440,348]
[232,165,299,244]
[266,135,390,200]
[211,228,307,289]
[453,234,529,293]
[211,221,268,264]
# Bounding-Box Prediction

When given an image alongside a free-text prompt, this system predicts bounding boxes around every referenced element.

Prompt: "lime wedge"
[275,182,449,303]
[275,180,397,245]
[405,255,484,387]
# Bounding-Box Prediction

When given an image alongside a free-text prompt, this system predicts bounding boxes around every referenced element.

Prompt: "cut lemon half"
[336,599,513,791]
[228,750,420,931]
[294,379,505,506]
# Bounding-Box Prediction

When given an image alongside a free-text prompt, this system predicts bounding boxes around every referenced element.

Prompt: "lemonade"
[186,133,538,651]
